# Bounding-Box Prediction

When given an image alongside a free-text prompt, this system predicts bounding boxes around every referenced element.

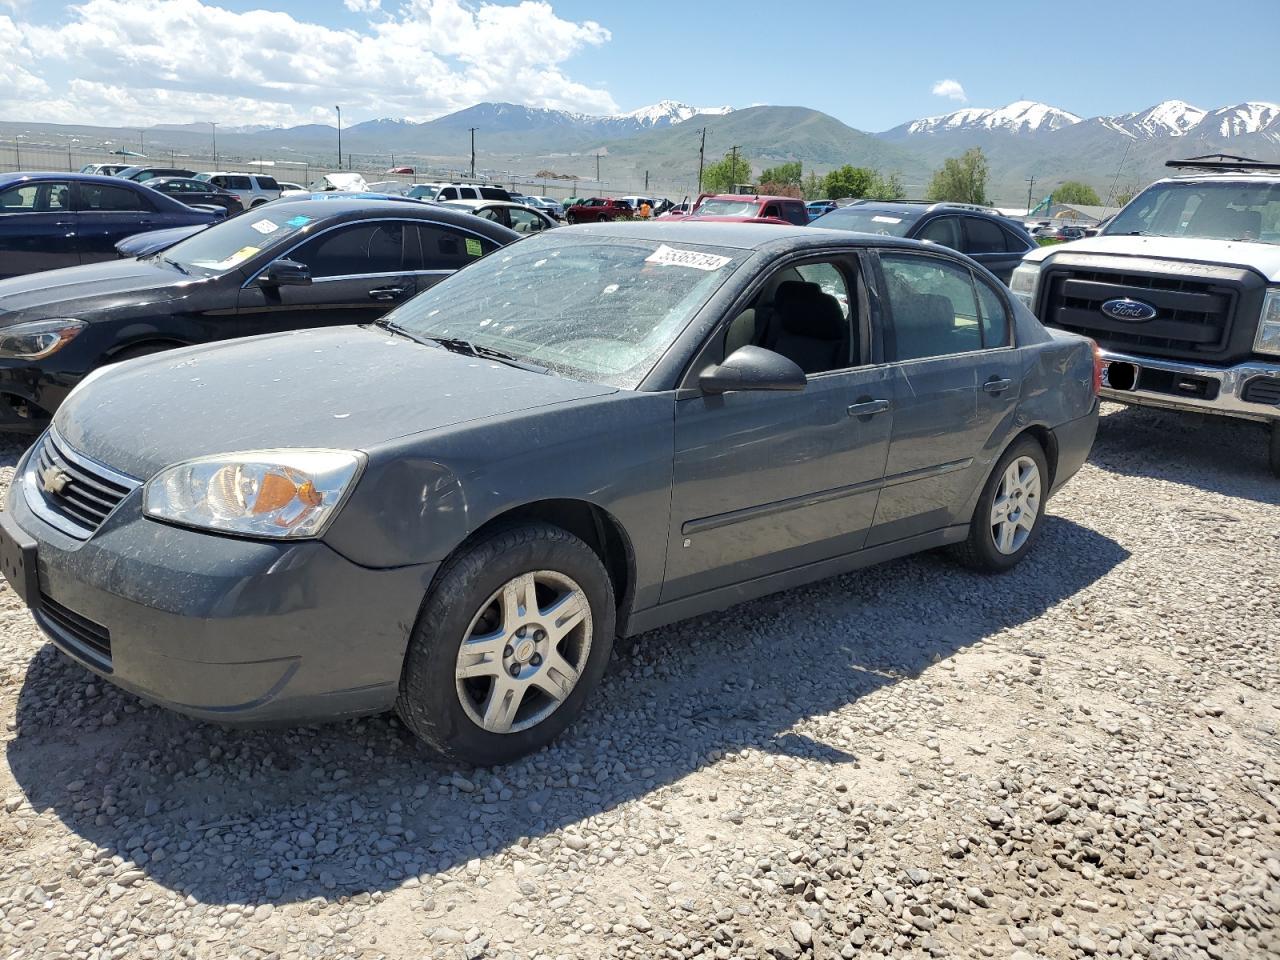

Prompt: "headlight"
[143,449,364,539]
[1255,288,1280,357]
[0,319,86,359]
[1009,263,1042,310]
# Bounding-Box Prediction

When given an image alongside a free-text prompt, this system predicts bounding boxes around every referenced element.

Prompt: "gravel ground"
[0,402,1277,960]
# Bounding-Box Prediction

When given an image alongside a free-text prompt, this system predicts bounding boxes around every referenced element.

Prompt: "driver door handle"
[847,399,890,417]
[368,286,406,301]
[983,377,1015,394]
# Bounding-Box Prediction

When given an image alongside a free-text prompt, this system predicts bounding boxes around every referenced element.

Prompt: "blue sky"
[1,0,1275,130]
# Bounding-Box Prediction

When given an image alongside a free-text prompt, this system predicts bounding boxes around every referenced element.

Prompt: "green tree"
[926,148,990,204]
[759,161,802,186]
[1113,184,1139,207]
[822,165,875,200]
[800,171,825,200]
[867,171,906,200]
[702,153,752,193]
[1053,180,1101,206]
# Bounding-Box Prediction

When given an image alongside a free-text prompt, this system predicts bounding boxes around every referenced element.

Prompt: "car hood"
[0,257,190,320]
[1023,234,1280,282]
[54,325,619,479]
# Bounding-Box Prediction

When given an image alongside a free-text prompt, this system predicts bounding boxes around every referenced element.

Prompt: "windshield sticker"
[465,238,484,257]
[250,218,280,235]
[644,244,732,271]
[222,245,260,268]
[871,215,903,224]
[285,215,312,228]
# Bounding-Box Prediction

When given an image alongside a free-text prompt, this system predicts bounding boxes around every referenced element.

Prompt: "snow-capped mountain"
[1196,101,1280,138]
[1100,100,1207,139]
[617,99,733,127]
[895,100,1082,137]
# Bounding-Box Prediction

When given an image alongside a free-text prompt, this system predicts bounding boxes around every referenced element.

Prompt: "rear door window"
[80,183,148,212]
[879,252,983,361]
[963,217,1007,254]
[289,222,407,278]
[414,223,495,270]
[975,277,1011,348]
[228,176,253,190]
[507,206,549,234]
[255,176,279,190]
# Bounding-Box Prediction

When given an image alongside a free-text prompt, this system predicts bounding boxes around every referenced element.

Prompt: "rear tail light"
[1090,340,1103,396]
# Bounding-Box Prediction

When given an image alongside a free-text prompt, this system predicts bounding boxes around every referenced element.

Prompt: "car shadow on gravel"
[6,515,1127,908]
[1090,403,1279,505]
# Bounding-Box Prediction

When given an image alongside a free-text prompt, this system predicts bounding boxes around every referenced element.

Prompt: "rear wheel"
[954,436,1049,572]
[396,522,614,765]
[565,213,578,225]
[1269,422,1280,478]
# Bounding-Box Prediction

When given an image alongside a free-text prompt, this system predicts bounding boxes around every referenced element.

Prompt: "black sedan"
[0,196,517,430]
[0,173,224,280]
[146,177,244,215]
[0,222,1100,765]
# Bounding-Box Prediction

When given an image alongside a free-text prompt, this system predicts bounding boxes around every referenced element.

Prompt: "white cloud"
[0,0,615,127]
[931,79,967,102]
[344,0,381,10]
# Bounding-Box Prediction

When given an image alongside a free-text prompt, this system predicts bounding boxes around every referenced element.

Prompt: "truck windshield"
[693,198,763,217]
[1105,180,1280,243]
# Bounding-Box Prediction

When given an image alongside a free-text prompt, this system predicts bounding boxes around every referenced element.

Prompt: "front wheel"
[954,436,1049,573]
[396,522,615,765]
[1269,422,1280,478]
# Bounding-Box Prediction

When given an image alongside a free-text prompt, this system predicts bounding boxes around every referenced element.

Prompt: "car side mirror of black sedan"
[259,259,312,287]
[699,345,807,395]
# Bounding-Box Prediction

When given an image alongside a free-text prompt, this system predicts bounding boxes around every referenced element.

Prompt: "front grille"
[1242,377,1280,406]
[1044,267,1236,361]
[32,431,137,538]
[38,593,112,667]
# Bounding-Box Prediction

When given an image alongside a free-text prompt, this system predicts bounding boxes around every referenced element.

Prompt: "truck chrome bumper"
[1098,349,1280,422]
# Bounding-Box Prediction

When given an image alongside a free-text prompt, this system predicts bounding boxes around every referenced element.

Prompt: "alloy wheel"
[454,570,592,734]
[990,455,1041,555]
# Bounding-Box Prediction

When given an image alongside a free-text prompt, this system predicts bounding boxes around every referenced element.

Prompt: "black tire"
[954,435,1049,573]
[396,522,615,765]
[1269,422,1280,479]
[565,214,578,225]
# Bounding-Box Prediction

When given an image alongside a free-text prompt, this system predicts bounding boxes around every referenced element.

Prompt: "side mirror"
[259,259,311,287]
[699,345,807,395]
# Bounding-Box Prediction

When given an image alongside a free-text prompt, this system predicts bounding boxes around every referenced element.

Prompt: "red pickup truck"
[663,193,809,226]
[564,197,634,224]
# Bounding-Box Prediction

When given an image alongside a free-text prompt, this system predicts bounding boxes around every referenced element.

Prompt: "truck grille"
[1043,267,1237,361]
[30,431,139,539]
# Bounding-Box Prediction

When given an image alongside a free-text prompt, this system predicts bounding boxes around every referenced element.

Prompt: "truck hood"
[0,257,190,320]
[1024,234,1280,282]
[53,325,618,479]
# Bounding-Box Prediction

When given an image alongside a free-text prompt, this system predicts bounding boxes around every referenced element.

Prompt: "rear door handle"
[983,377,1015,394]
[847,399,890,417]
[368,286,406,301]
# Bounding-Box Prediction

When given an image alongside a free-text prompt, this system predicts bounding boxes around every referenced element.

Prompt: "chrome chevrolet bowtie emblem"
[40,465,70,495]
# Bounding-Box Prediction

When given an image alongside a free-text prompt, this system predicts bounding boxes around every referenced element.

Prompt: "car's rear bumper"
[1098,349,1280,423]
[5,452,437,725]
[1048,401,1099,495]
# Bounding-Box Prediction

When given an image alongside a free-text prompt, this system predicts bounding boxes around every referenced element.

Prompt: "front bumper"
[5,449,438,725]
[1098,349,1280,423]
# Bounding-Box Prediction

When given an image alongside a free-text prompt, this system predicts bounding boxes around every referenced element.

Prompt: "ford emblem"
[1101,298,1158,322]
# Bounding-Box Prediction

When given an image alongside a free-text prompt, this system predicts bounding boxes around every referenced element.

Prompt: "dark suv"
[813,201,1035,283]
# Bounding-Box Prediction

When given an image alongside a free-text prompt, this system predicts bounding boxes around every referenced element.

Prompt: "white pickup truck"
[1011,157,1280,476]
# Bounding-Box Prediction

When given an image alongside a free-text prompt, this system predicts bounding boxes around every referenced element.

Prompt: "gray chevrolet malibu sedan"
[0,222,1100,764]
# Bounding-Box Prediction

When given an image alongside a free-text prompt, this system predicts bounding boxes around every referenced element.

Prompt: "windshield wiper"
[425,337,552,376]
[154,254,190,275]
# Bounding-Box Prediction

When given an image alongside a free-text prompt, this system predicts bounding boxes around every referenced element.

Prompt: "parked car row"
[0,210,1100,765]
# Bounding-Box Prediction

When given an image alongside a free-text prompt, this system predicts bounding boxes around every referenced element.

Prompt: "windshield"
[810,206,918,237]
[1105,180,1280,243]
[408,184,439,200]
[693,198,762,217]
[160,209,317,273]
[377,234,747,388]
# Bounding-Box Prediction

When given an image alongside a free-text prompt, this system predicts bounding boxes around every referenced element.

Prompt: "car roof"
[440,199,537,211]
[258,196,520,234]
[701,194,800,203]
[564,219,938,253]
[0,171,147,186]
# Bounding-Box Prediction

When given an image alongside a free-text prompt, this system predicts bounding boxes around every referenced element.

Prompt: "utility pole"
[335,105,342,170]
[469,127,478,179]
[138,130,145,155]
[729,145,741,191]
[210,121,218,167]
[1025,175,1036,216]
[595,151,602,184]
[697,127,706,193]
[644,170,649,192]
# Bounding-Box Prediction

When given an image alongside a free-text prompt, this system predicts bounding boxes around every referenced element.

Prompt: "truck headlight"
[1009,263,1042,310]
[144,449,364,539]
[0,319,86,359]
[1256,289,1280,357]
